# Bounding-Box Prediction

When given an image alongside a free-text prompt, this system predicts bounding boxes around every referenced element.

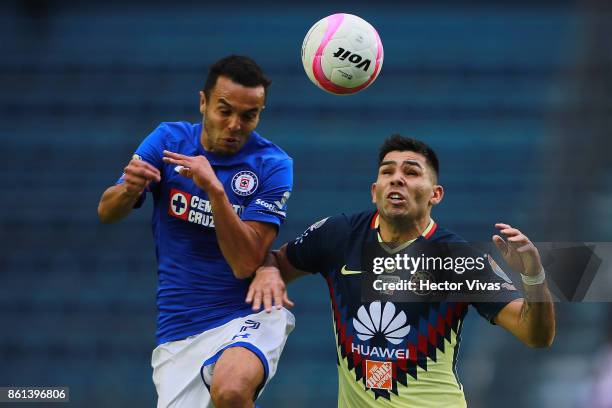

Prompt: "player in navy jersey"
[248,135,555,407]
[98,55,295,408]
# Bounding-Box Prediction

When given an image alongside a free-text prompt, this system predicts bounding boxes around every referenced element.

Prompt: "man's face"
[371,150,443,223]
[199,76,265,155]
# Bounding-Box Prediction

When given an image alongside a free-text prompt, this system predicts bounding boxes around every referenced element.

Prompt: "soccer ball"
[301,13,384,95]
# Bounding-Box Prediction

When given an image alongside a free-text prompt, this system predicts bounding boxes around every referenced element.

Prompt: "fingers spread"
[252,290,262,312]
[273,285,285,310]
[263,290,273,313]
[514,242,533,253]
[495,223,511,230]
[492,234,506,246]
[162,156,189,167]
[492,234,508,254]
[506,234,533,251]
[163,150,188,159]
[245,286,254,304]
[178,168,193,178]
[508,234,527,243]
[500,227,521,236]
[283,293,295,308]
[162,150,193,168]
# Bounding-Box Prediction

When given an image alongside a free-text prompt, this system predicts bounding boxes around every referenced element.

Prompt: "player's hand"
[162,150,222,193]
[122,157,161,197]
[492,223,542,276]
[246,265,294,313]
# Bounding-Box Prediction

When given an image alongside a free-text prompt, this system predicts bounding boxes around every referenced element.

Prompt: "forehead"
[209,76,265,110]
[381,150,428,167]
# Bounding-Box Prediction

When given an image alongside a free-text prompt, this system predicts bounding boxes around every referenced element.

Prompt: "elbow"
[232,260,261,280]
[97,203,112,224]
[231,250,269,279]
[97,202,118,224]
[232,268,253,280]
[97,203,109,223]
[230,235,273,279]
[525,331,555,349]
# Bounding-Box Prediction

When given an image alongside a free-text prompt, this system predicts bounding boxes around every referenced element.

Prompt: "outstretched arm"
[492,223,556,348]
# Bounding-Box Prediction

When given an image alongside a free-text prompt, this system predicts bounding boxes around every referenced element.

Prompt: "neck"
[378,214,431,244]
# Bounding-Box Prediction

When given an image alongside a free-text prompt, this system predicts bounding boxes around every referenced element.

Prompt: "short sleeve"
[241,158,293,226]
[285,215,348,274]
[115,124,168,208]
[470,254,523,323]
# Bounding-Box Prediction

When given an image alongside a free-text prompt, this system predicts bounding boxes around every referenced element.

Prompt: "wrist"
[206,181,225,198]
[521,269,546,285]
[256,266,274,275]
[121,185,142,201]
[522,265,543,276]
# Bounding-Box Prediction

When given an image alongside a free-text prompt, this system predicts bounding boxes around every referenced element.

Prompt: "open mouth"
[387,192,405,204]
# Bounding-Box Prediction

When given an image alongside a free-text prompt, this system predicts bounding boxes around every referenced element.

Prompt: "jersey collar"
[371,211,437,254]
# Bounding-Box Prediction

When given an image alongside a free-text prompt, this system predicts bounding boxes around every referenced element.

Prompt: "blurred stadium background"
[1,0,611,406]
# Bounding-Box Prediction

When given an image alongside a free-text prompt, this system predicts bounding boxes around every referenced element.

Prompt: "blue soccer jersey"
[286,210,521,407]
[117,122,293,344]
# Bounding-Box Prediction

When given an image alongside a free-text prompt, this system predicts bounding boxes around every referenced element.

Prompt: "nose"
[227,115,241,132]
[390,171,405,186]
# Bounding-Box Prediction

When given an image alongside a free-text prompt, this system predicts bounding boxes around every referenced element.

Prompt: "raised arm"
[492,223,556,348]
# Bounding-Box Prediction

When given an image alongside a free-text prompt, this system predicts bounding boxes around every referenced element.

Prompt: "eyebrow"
[379,160,423,169]
[217,98,259,114]
[217,98,232,107]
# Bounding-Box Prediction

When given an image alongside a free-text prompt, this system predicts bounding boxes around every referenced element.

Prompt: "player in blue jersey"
[98,55,295,408]
[248,135,555,407]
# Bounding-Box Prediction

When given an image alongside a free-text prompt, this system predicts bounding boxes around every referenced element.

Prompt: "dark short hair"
[378,134,440,179]
[203,55,271,99]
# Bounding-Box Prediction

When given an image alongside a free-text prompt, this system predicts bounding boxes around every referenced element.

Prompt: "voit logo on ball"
[301,13,383,95]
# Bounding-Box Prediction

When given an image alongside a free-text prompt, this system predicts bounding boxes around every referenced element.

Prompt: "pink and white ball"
[301,13,384,95]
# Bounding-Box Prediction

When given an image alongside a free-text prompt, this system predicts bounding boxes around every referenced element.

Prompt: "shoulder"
[287,210,376,270]
[345,209,378,231]
[150,121,200,152]
[248,132,293,164]
[306,210,375,238]
[156,121,197,140]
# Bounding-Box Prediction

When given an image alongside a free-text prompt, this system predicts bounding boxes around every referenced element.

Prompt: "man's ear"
[199,91,207,115]
[430,185,444,206]
[371,182,377,204]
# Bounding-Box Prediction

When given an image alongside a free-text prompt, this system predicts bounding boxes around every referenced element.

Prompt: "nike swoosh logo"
[340,265,363,275]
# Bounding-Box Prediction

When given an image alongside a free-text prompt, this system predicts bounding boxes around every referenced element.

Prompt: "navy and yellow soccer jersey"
[286,210,521,408]
[116,121,293,345]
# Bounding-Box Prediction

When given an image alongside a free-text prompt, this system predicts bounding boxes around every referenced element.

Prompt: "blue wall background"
[1,1,611,407]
